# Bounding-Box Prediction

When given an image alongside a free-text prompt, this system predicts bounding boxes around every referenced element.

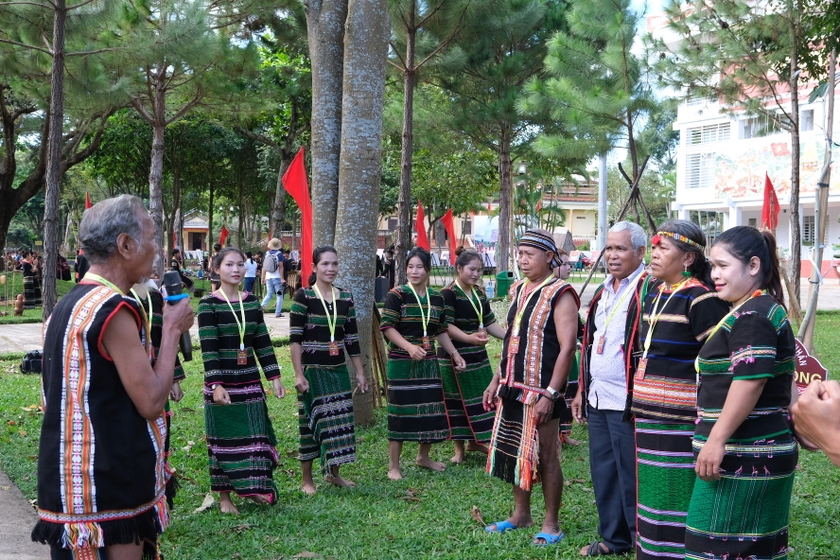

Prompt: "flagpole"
[798,49,836,350]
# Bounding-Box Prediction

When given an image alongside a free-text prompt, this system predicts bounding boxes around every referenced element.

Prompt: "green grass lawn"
[1,319,840,558]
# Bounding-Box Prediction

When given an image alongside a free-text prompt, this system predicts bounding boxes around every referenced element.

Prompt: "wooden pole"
[578,157,651,297]
[799,48,836,349]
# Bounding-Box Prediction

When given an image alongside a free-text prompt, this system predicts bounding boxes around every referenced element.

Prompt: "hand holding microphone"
[163,270,194,361]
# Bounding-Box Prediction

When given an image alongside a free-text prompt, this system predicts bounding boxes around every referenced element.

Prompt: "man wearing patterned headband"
[573,221,646,557]
[483,228,580,546]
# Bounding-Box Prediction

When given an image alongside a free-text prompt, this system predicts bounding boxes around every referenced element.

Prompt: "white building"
[649,3,840,279]
[672,92,840,278]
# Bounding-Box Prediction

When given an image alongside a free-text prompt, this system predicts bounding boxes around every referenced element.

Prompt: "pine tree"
[434,0,568,272]
[519,0,657,232]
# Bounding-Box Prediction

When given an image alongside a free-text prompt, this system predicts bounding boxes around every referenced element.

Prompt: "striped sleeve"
[252,303,280,380]
[343,292,361,357]
[289,288,308,345]
[380,289,403,331]
[197,297,222,384]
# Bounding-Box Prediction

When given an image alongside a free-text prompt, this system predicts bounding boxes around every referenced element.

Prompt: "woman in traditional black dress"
[381,247,466,480]
[20,249,41,309]
[439,249,505,463]
[198,247,286,514]
[290,246,368,494]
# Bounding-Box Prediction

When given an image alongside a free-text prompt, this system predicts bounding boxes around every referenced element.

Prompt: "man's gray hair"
[79,195,147,264]
[609,221,647,251]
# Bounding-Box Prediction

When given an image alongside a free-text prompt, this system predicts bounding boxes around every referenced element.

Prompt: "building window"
[741,114,783,139]
[802,109,814,132]
[685,153,717,189]
[688,123,730,145]
[748,218,757,228]
[803,215,815,244]
[387,217,397,231]
[685,123,729,189]
[463,219,472,235]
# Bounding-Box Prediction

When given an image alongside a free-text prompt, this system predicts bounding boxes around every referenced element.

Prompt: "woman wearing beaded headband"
[626,219,729,559]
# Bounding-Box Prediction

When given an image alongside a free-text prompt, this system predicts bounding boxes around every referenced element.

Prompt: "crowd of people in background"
[26,194,840,560]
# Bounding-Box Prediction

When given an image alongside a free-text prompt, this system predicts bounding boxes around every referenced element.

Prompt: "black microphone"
[163,270,193,362]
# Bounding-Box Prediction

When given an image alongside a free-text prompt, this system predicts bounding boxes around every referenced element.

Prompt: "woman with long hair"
[628,220,729,560]
[290,246,368,495]
[381,247,466,480]
[198,247,286,514]
[439,250,506,463]
[686,226,798,559]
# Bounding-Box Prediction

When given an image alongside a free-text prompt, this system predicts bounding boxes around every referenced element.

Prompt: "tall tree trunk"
[149,77,167,280]
[305,0,347,246]
[42,0,67,319]
[497,124,513,274]
[788,12,801,305]
[395,6,417,286]
[335,0,388,426]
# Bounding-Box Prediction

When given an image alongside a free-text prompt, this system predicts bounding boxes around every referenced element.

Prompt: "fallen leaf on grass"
[401,488,421,502]
[470,505,485,525]
[18,430,27,436]
[293,552,322,559]
[181,440,195,452]
[233,524,254,533]
[564,478,587,486]
[193,493,215,513]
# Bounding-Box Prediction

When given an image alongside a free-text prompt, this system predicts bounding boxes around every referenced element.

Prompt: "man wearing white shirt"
[572,221,647,557]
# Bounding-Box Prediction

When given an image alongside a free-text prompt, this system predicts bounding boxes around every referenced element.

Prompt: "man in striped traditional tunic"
[33,195,194,560]
[483,229,580,547]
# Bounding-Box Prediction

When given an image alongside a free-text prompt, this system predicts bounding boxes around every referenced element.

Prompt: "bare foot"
[415,457,446,471]
[450,453,466,464]
[466,442,490,454]
[219,495,239,514]
[560,433,582,446]
[248,494,270,505]
[301,482,317,495]
[388,467,403,480]
[326,474,356,488]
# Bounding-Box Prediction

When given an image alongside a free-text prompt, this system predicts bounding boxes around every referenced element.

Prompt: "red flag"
[761,173,780,232]
[85,192,92,210]
[283,147,313,286]
[441,209,457,265]
[219,225,229,247]
[415,202,430,251]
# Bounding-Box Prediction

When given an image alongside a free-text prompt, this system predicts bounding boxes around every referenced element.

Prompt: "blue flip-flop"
[532,531,565,546]
[485,520,519,533]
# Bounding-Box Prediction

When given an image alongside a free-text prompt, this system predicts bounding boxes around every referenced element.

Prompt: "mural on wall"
[714,131,836,199]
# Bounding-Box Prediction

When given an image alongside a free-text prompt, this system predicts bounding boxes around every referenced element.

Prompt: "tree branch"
[0,37,52,56]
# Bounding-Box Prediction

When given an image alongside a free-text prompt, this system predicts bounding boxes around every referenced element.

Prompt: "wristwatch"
[545,386,561,402]
[211,384,220,391]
